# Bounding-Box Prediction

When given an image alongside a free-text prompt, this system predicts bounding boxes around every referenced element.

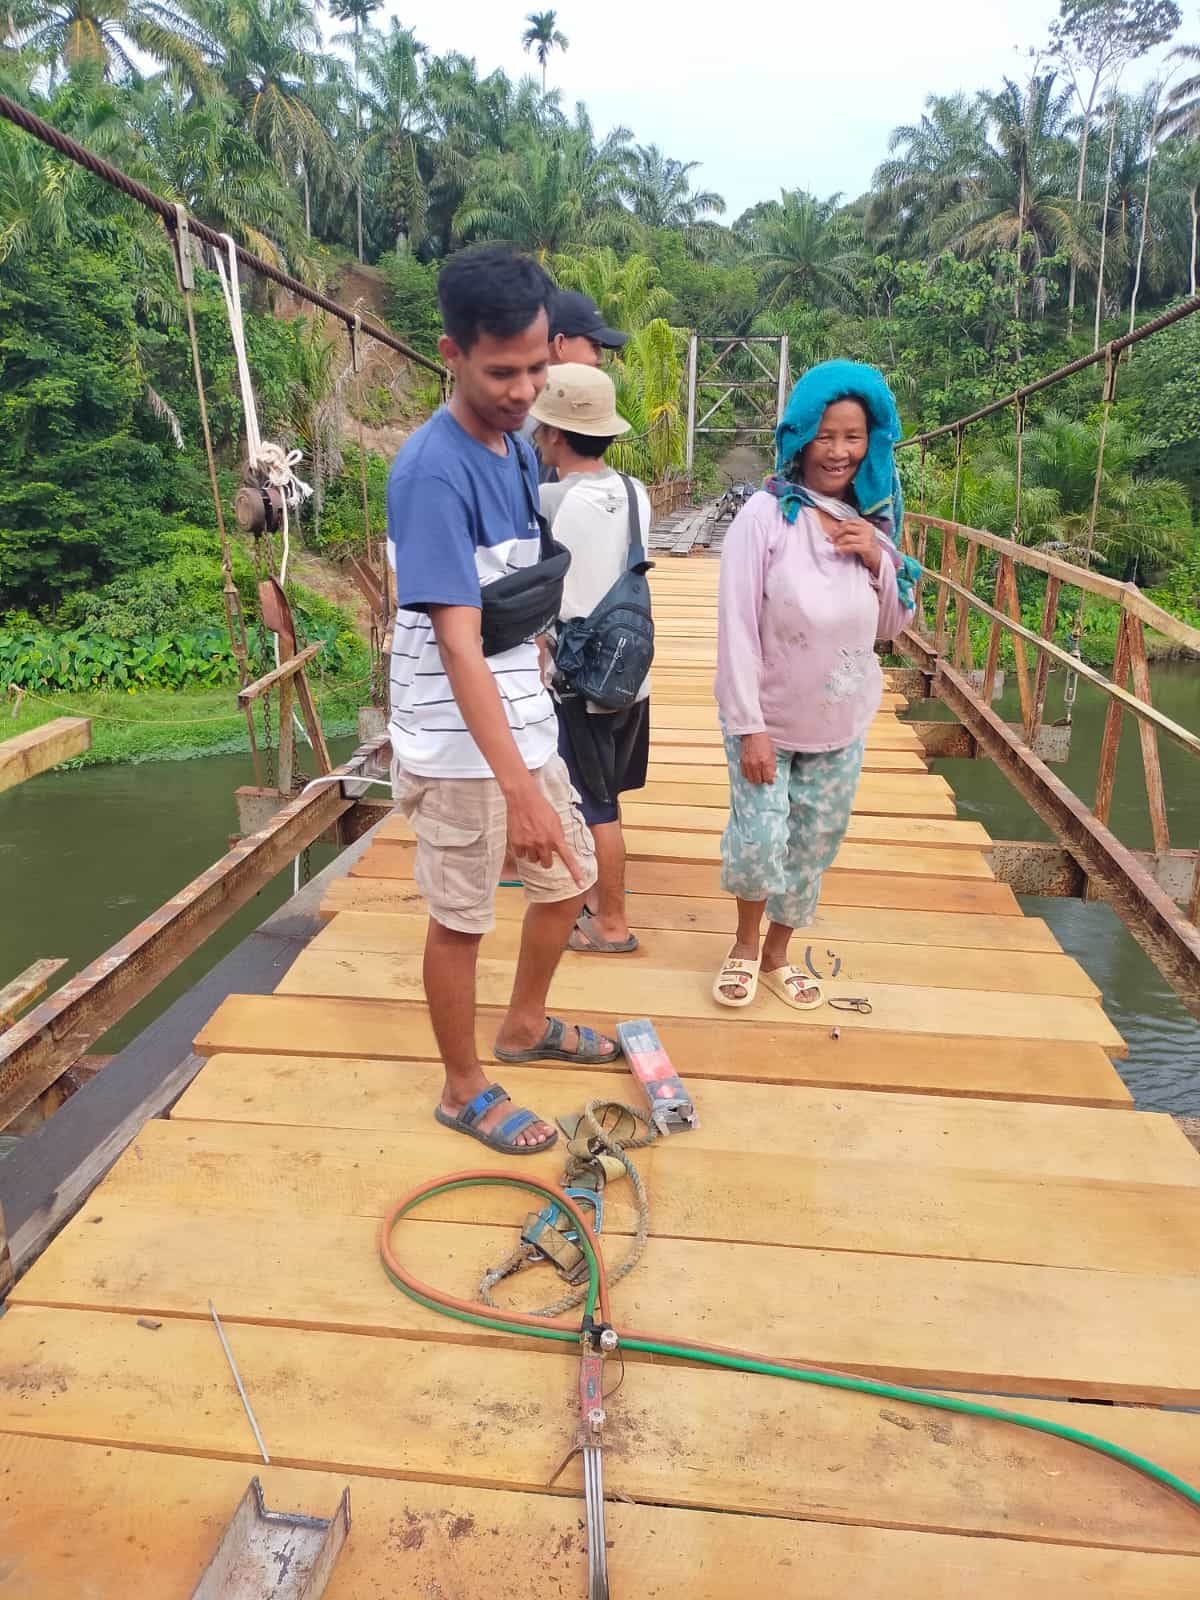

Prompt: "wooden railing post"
[1125,613,1171,859]
[952,540,980,673]
[914,523,930,626]
[981,555,1009,704]
[1095,610,1134,827]
[1028,575,1062,745]
[934,529,955,654]
[999,559,1033,732]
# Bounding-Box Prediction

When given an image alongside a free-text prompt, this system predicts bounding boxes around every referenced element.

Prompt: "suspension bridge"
[0,95,1199,1600]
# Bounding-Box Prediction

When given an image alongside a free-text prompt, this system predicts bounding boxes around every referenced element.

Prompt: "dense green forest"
[2,0,1200,748]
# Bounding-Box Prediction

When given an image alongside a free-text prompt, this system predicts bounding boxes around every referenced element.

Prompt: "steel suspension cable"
[0,93,446,380]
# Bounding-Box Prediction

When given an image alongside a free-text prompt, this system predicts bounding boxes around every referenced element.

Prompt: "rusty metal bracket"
[171,203,195,293]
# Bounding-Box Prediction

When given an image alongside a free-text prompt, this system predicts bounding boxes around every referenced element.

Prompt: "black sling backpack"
[554,475,655,711]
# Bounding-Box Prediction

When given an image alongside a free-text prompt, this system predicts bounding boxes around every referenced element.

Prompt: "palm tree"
[128,69,302,262]
[16,0,208,80]
[1162,39,1200,137]
[624,143,725,230]
[550,247,672,331]
[932,74,1077,317]
[1101,89,1158,267]
[360,20,429,254]
[0,69,158,258]
[329,0,382,262]
[521,9,567,95]
[421,50,551,251]
[606,319,686,483]
[455,117,633,259]
[1021,410,1190,571]
[870,92,987,254]
[192,0,340,238]
[1157,137,1200,293]
[741,189,866,310]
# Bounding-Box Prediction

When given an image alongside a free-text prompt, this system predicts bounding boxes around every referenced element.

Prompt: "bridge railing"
[895,511,1200,1014]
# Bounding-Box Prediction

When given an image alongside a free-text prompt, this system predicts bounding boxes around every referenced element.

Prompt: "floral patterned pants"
[720,733,866,929]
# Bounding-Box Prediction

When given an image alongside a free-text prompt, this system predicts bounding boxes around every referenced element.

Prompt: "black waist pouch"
[479,440,571,657]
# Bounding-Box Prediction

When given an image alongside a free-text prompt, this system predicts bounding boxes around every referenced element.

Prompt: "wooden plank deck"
[2,558,1199,1596]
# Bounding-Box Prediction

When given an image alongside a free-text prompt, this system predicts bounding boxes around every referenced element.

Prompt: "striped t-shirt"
[386,408,558,778]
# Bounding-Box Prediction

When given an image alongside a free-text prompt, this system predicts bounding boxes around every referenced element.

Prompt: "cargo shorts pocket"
[408,811,485,851]
[409,808,498,931]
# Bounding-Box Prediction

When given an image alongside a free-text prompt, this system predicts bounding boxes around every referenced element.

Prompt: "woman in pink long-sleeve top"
[712,360,918,1009]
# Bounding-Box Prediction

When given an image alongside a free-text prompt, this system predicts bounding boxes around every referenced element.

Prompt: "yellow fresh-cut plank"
[318,878,1058,952]
[3,1435,1191,1600]
[175,1052,1189,1181]
[275,948,1126,1054]
[193,994,1131,1106]
[0,1306,1197,1534]
[69,1114,1200,1276]
[311,910,1095,997]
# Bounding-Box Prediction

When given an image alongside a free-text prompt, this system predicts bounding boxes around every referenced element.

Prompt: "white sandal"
[760,965,825,1011]
[712,949,761,1009]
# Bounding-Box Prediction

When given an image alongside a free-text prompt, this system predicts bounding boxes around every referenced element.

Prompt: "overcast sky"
[364,0,1180,218]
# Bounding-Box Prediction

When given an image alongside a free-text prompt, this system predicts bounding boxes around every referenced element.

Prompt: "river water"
[0,737,358,1056]
[1,675,1198,1110]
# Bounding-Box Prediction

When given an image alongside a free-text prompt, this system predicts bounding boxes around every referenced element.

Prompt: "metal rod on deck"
[209,1300,270,1464]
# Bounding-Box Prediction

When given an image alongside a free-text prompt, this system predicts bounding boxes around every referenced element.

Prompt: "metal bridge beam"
[685,334,791,469]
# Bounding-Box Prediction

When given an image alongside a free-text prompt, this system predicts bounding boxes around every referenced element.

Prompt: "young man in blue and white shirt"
[388,247,619,1156]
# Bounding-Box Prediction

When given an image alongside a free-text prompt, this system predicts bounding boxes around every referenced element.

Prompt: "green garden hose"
[379,1170,1200,1515]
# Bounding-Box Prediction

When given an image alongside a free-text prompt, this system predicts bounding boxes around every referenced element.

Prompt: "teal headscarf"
[767,358,918,608]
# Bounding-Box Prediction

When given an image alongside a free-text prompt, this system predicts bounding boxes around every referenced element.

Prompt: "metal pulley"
[234,477,287,535]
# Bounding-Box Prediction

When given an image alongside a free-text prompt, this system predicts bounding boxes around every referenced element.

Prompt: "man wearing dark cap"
[547,289,628,367]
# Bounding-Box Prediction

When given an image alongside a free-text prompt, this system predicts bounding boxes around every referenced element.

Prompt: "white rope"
[213,234,312,747]
[214,235,313,511]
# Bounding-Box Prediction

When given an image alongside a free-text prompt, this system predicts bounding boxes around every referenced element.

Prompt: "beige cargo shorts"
[391,753,597,935]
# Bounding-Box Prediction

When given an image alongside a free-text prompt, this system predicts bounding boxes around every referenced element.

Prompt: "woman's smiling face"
[800,398,869,496]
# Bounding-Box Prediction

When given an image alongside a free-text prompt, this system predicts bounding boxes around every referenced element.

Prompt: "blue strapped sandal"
[434,1083,558,1155]
[493,1016,622,1066]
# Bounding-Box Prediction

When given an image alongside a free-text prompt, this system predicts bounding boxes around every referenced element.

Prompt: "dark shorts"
[556,699,650,826]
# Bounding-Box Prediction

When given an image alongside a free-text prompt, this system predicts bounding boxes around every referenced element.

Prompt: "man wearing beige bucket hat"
[530,364,653,956]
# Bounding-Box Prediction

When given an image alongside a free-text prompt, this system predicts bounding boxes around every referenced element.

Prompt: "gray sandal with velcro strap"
[493,1015,621,1065]
[434,1083,558,1154]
